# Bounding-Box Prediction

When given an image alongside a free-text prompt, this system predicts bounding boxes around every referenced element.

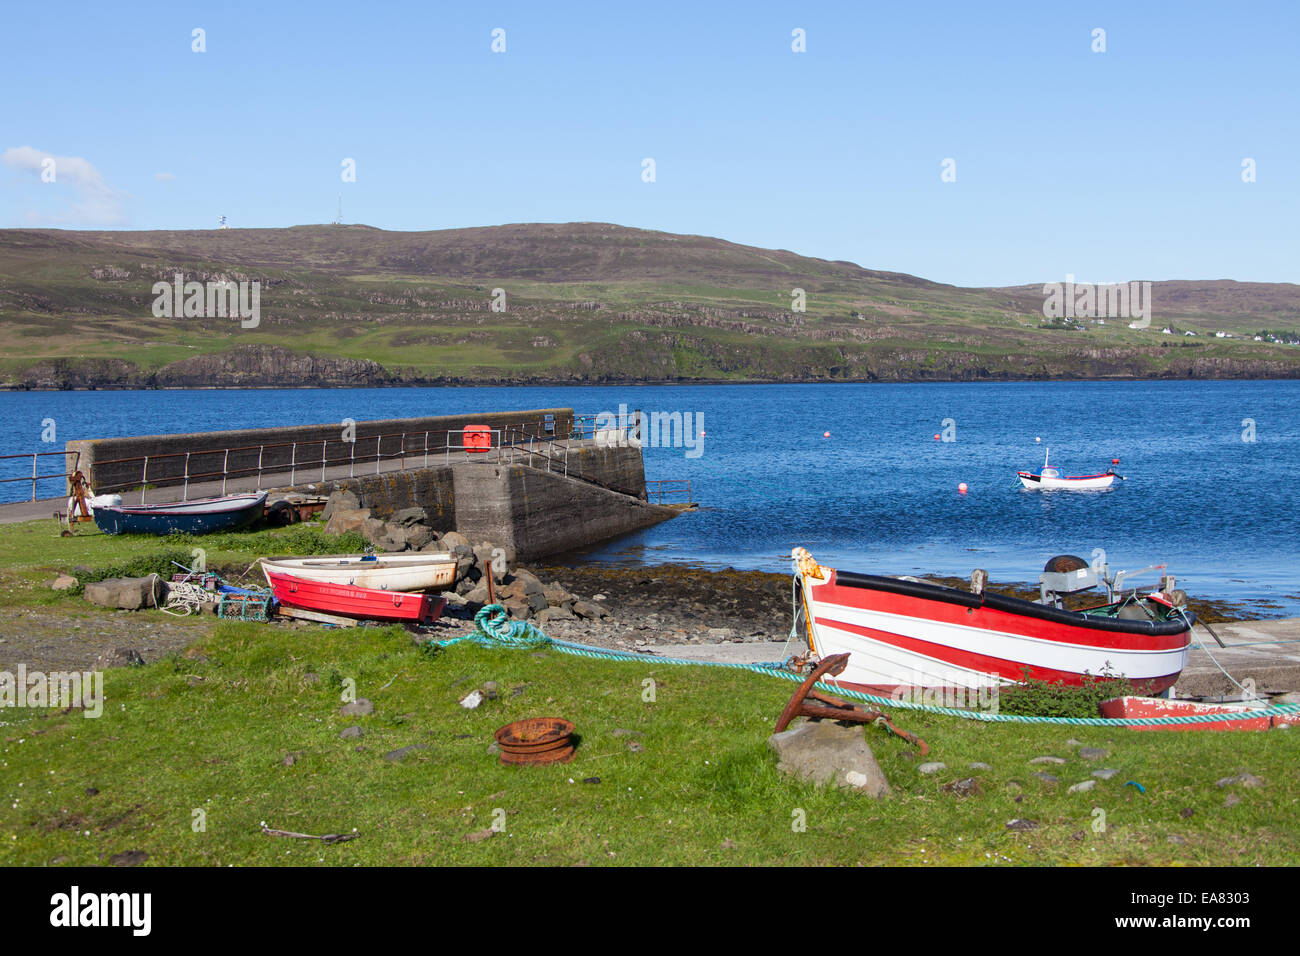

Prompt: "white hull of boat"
[803,595,1187,692]
[260,554,457,592]
[1018,472,1115,490]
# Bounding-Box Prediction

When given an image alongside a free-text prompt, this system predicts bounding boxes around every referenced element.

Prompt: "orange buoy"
[463,424,492,453]
[823,431,830,438]
[958,482,968,494]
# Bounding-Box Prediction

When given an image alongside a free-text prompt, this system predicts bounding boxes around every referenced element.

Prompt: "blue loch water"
[2,381,1297,614]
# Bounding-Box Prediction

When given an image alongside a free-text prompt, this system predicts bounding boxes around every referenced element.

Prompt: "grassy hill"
[1,222,1298,388]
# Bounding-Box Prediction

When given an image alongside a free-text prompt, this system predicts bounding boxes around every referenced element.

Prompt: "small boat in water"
[92,492,268,535]
[264,569,444,624]
[1018,448,1119,490]
[260,553,457,592]
[791,548,1193,695]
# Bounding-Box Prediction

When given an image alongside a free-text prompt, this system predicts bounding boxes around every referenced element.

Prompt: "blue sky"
[1,1,1296,286]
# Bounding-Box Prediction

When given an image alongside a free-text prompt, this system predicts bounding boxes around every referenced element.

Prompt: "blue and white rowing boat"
[92,492,268,535]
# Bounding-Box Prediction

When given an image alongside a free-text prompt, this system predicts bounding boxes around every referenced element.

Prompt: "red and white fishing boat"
[791,548,1193,695]
[265,570,444,624]
[1018,448,1119,490]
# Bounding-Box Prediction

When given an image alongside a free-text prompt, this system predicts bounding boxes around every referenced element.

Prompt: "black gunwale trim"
[832,570,1194,637]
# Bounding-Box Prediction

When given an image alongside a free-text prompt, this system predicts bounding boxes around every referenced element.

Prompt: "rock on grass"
[767,720,890,797]
[940,777,980,796]
[1216,772,1264,788]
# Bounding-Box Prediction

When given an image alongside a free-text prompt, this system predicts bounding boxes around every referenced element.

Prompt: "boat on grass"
[260,553,457,592]
[264,569,444,624]
[1098,695,1296,732]
[92,492,267,536]
[1018,448,1119,490]
[790,547,1193,695]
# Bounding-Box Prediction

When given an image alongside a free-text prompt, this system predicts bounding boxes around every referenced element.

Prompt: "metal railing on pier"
[646,479,694,505]
[83,415,644,503]
[0,451,79,502]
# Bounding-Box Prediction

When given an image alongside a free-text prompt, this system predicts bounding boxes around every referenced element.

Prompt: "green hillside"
[1,222,1298,388]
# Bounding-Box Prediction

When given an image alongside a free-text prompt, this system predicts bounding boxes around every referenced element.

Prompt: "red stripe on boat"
[819,573,1190,652]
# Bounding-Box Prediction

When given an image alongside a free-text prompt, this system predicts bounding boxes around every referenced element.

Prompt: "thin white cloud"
[1,145,129,225]
[154,172,177,182]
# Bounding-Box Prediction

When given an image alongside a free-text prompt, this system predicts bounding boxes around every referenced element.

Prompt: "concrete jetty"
[0,407,687,560]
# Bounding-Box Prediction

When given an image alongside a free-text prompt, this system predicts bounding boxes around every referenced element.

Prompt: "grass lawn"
[0,518,1295,866]
[2,619,1298,866]
[0,519,362,610]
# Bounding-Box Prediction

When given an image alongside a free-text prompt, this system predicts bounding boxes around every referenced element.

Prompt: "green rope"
[428,605,1300,728]
[433,604,554,650]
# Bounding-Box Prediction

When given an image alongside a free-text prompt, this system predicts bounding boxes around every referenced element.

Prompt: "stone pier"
[46,408,683,562]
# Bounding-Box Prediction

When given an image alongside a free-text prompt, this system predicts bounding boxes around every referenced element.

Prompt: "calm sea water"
[2,381,1298,614]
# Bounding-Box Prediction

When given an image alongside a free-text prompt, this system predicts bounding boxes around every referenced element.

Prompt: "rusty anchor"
[774,653,929,756]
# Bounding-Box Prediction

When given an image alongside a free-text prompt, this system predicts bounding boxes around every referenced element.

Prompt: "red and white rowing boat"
[265,570,444,624]
[791,548,1193,695]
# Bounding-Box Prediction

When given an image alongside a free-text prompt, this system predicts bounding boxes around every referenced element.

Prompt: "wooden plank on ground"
[276,605,360,628]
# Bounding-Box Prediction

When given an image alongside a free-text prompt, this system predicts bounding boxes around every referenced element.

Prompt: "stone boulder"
[324,507,371,536]
[502,597,532,620]
[84,576,166,611]
[454,553,476,581]
[542,582,575,609]
[361,517,389,545]
[573,600,611,620]
[440,531,471,551]
[321,489,361,522]
[390,506,429,527]
[535,605,575,624]
[473,544,508,584]
[404,525,434,551]
[499,571,547,612]
[374,526,409,552]
[767,720,891,797]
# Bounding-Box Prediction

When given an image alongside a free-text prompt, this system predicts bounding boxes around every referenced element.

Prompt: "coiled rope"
[429,604,1300,727]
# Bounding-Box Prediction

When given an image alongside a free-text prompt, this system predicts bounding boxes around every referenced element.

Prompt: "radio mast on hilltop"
[332,195,342,225]
[218,215,228,230]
